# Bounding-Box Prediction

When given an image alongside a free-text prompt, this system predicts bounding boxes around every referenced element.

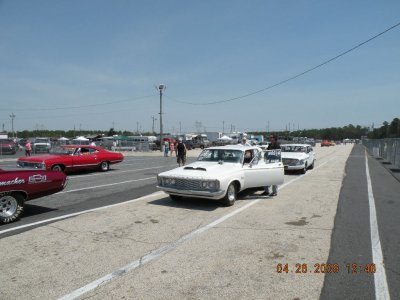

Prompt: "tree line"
[8,117,400,141]
[250,117,400,141]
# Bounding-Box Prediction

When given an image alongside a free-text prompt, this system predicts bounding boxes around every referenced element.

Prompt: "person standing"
[25,140,32,156]
[170,140,176,156]
[164,140,169,157]
[240,137,251,146]
[264,134,280,196]
[176,139,187,166]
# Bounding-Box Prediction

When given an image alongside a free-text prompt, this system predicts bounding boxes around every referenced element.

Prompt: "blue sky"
[1,0,399,134]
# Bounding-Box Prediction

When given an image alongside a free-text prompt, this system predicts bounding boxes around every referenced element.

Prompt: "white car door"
[307,146,315,165]
[242,149,284,189]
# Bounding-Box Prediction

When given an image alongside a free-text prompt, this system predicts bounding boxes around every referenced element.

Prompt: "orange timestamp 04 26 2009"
[276,263,376,274]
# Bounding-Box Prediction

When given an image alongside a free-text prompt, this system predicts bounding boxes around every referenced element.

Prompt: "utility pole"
[157,84,166,151]
[222,120,225,134]
[9,113,16,139]
[179,121,182,134]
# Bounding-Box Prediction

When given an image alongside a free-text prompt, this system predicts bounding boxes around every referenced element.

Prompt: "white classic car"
[157,145,284,206]
[281,144,315,173]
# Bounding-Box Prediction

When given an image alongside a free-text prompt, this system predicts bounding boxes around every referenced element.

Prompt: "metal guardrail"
[363,138,400,168]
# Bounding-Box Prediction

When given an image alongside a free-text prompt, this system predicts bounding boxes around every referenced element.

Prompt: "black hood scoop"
[184,166,207,171]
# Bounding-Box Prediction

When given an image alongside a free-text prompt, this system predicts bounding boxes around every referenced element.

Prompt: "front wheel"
[221,183,237,206]
[170,195,182,201]
[100,161,109,172]
[0,193,25,224]
[52,164,63,172]
[309,160,315,170]
[300,163,307,174]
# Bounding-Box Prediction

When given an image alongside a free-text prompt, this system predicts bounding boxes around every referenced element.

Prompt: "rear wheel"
[300,163,307,174]
[100,161,109,172]
[221,183,237,206]
[0,193,25,224]
[52,164,63,172]
[170,195,182,201]
[309,160,315,170]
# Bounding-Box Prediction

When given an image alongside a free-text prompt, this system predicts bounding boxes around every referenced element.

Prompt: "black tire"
[52,164,63,172]
[309,160,315,170]
[300,163,307,174]
[221,182,237,206]
[100,161,109,172]
[0,193,25,224]
[170,195,182,201]
[200,145,204,149]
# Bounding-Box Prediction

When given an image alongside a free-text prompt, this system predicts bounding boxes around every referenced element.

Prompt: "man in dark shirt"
[264,134,281,196]
[176,139,187,166]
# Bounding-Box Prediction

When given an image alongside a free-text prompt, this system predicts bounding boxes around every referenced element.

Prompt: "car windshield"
[197,149,243,163]
[35,138,49,143]
[50,147,75,155]
[281,145,306,153]
[0,139,14,144]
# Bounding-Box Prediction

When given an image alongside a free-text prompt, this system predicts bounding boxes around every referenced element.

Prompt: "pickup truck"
[191,136,211,149]
[33,137,52,153]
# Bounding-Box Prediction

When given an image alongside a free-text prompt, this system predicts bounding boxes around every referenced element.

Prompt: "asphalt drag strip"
[321,144,398,300]
[0,145,352,300]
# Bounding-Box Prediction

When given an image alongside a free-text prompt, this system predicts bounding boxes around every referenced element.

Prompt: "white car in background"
[281,144,315,174]
[157,145,284,206]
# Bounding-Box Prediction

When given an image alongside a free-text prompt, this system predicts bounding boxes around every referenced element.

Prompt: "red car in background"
[0,139,18,155]
[0,168,67,223]
[321,140,331,147]
[17,145,124,173]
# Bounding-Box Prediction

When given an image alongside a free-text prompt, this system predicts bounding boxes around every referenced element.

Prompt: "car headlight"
[201,180,219,190]
[297,159,304,165]
[35,162,46,170]
[164,178,176,186]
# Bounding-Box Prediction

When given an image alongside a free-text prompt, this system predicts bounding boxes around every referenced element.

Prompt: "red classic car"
[321,140,331,147]
[0,168,67,224]
[17,145,124,173]
[0,139,18,155]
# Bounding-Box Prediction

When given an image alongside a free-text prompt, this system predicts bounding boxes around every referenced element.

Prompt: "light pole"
[9,113,16,139]
[151,116,157,133]
[157,84,166,152]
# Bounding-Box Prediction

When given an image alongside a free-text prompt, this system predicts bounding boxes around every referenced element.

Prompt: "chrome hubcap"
[0,196,17,218]
[227,185,235,201]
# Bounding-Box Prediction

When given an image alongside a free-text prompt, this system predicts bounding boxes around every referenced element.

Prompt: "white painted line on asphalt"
[365,152,391,300]
[59,156,337,300]
[58,177,156,194]
[0,192,165,236]
[69,165,174,179]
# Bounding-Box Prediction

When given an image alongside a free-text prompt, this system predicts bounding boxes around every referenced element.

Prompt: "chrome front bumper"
[157,186,226,200]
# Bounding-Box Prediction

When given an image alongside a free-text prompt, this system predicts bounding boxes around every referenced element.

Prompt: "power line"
[0,94,154,112]
[167,21,400,106]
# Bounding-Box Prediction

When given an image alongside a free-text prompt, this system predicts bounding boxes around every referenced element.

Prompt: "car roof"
[206,145,259,151]
[61,145,98,149]
[281,144,310,147]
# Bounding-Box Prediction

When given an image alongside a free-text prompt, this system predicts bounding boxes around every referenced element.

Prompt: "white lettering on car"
[0,177,26,186]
